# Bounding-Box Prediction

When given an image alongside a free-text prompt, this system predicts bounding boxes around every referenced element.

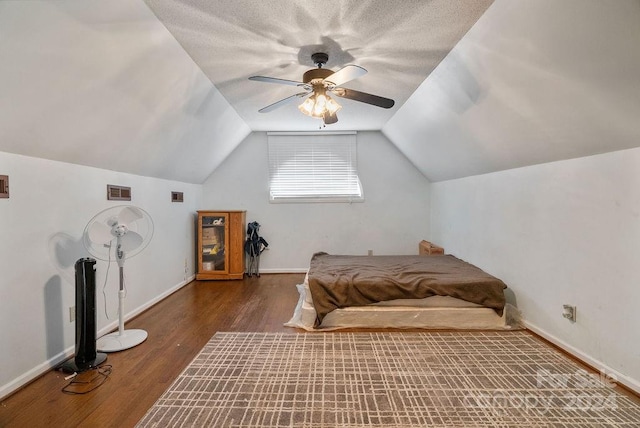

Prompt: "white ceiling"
[142,0,493,132]
[1,0,640,183]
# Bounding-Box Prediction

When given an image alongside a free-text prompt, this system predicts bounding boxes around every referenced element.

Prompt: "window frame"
[267,132,364,204]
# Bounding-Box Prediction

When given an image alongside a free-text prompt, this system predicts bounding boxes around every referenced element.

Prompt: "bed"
[285,252,510,331]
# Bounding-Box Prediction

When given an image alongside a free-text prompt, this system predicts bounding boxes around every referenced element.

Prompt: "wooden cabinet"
[197,210,246,280]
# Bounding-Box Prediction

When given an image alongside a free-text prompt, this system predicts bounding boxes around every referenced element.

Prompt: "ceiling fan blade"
[324,65,367,87]
[323,111,338,125]
[332,88,395,109]
[119,231,144,252]
[88,221,114,245]
[249,76,305,87]
[117,206,143,226]
[259,92,309,113]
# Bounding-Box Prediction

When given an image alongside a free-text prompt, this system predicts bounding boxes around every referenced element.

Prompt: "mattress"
[307,253,507,327]
[285,276,508,331]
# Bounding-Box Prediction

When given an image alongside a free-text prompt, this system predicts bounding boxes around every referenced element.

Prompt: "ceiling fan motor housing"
[311,52,329,67]
[303,68,333,84]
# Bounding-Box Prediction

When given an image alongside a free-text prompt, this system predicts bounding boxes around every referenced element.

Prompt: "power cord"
[61,364,113,395]
[102,244,114,320]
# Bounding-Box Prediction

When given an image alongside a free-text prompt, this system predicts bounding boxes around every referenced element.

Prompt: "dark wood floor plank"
[1,273,638,427]
[0,274,304,428]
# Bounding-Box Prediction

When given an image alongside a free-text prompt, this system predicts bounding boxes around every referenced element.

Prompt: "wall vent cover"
[171,191,184,203]
[107,185,131,201]
[0,175,8,199]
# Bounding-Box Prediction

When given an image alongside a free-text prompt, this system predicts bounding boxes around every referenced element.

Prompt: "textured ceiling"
[2,0,640,184]
[143,0,494,131]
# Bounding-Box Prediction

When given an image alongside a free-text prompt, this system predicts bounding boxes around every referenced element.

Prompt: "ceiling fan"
[249,52,395,125]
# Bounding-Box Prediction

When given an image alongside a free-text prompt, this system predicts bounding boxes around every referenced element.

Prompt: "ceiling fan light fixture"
[298,95,317,117]
[325,96,341,115]
[298,91,341,121]
[313,93,328,116]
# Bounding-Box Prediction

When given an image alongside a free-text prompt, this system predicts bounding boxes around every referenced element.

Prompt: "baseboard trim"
[257,268,308,274]
[524,320,640,396]
[96,275,196,338]
[0,276,195,401]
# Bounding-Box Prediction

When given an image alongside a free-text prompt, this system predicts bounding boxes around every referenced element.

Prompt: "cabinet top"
[197,210,246,214]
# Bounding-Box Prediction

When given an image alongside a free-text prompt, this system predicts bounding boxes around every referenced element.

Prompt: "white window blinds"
[267,132,364,203]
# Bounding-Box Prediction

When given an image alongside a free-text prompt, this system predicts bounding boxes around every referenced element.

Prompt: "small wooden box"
[419,240,444,255]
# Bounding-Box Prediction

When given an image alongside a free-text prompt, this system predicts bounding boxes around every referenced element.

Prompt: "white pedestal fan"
[83,205,154,352]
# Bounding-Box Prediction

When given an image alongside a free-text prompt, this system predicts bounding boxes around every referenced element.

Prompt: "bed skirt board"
[285,283,510,331]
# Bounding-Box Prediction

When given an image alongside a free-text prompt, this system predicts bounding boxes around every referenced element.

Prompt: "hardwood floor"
[0,274,304,428]
[1,274,638,427]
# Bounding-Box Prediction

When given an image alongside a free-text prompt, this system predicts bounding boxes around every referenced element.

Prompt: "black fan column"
[61,258,107,373]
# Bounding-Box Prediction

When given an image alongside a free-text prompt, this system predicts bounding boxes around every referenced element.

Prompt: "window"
[267,132,363,203]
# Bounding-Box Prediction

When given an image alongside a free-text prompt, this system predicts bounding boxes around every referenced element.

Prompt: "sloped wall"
[383,0,640,182]
[0,0,250,184]
[0,150,201,398]
[430,147,640,392]
[202,131,431,271]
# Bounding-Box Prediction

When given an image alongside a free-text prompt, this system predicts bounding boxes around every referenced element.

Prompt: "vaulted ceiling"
[1,0,639,183]
[142,0,493,132]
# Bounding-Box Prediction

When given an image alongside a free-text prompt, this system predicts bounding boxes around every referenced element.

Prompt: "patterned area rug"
[137,332,640,427]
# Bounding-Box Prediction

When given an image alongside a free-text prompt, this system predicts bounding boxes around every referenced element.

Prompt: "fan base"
[60,353,107,373]
[97,329,148,352]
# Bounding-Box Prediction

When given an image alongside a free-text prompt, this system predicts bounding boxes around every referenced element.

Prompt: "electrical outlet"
[69,306,76,323]
[184,258,188,280]
[562,305,576,322]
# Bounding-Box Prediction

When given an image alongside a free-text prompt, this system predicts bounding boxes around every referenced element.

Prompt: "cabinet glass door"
[201,214,227,272]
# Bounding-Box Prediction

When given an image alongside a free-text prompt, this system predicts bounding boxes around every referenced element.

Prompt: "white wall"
[0,0,251,184]
[430,147,640,392]
[202,131,431,271]
[0,151,201,398]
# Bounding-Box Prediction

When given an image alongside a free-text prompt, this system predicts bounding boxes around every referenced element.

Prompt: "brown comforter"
[308,253,507,326]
